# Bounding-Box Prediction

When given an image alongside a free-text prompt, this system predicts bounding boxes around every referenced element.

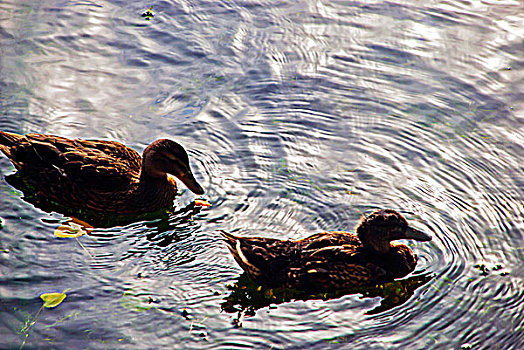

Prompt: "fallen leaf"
[54,218,93,238]
[40,289,70,308]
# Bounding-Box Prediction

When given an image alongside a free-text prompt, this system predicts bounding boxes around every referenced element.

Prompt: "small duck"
[0,131,204,214]
[221,209,432,290]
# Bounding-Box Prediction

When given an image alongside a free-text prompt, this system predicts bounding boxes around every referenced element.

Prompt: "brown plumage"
[221,209,432,291]
[0,131,204,214]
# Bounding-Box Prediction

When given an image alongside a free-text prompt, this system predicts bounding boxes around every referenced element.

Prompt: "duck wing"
[299,231,361,250]
[1,132,141,193]
[298,243,387,290]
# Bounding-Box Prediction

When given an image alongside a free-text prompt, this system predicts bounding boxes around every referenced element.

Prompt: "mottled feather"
[0,131,204,215]
[221,209,432,291]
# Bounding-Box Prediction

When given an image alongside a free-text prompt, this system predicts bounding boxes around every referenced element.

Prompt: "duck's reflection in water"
[221,272,433,326]
[46,201,207,249]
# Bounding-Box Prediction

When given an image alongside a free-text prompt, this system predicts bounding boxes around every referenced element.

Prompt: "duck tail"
[0,131,23,158]
[219,230,237,249]
[219,230,262,279]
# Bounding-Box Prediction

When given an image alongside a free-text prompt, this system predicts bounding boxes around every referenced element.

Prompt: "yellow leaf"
[54,225,85,238]
[40,289,69,308]
[54,218,93,238]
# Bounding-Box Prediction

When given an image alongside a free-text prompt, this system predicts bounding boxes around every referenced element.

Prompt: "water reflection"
[6,170,206,228]
[1,0,523,349]
[222,272,433,325]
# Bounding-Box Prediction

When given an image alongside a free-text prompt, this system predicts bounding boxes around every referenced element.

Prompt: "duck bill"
[404,227,432,242]
[179,172,205,195]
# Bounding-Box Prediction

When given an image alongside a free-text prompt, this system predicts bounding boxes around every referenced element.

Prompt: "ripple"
[1,0,523,349]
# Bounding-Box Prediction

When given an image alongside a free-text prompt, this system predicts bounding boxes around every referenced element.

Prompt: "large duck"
[222,209,432,290]
[0,131,204,214]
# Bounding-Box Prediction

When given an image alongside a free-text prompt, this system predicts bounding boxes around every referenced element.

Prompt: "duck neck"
[137,170,177,209]
[359,232,391,255]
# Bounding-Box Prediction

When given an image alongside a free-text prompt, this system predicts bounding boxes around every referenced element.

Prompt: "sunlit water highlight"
[0,0,523,349]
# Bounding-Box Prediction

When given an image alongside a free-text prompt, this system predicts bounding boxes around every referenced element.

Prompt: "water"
[0,0,523,349]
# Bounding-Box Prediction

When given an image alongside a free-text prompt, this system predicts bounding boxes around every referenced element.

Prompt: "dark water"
[1,0,523,349]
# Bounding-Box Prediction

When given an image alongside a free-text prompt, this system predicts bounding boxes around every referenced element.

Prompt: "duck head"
[141,139,205,195]
[356,209,432,254]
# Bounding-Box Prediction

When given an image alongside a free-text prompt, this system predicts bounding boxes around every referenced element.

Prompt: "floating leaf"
[54,225,85,238]
[40,289,69,308]
[120,291,153,312]
[18,289,70,349]
[54,218,93,238]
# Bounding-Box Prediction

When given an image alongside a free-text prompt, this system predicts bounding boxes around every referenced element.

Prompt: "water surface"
[0,0,523,349]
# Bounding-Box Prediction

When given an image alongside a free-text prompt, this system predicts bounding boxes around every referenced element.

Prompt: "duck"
[0,131,204,214]
[221,209,432,291]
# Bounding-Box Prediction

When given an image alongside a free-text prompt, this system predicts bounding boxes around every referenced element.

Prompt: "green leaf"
[120,291,153,312]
